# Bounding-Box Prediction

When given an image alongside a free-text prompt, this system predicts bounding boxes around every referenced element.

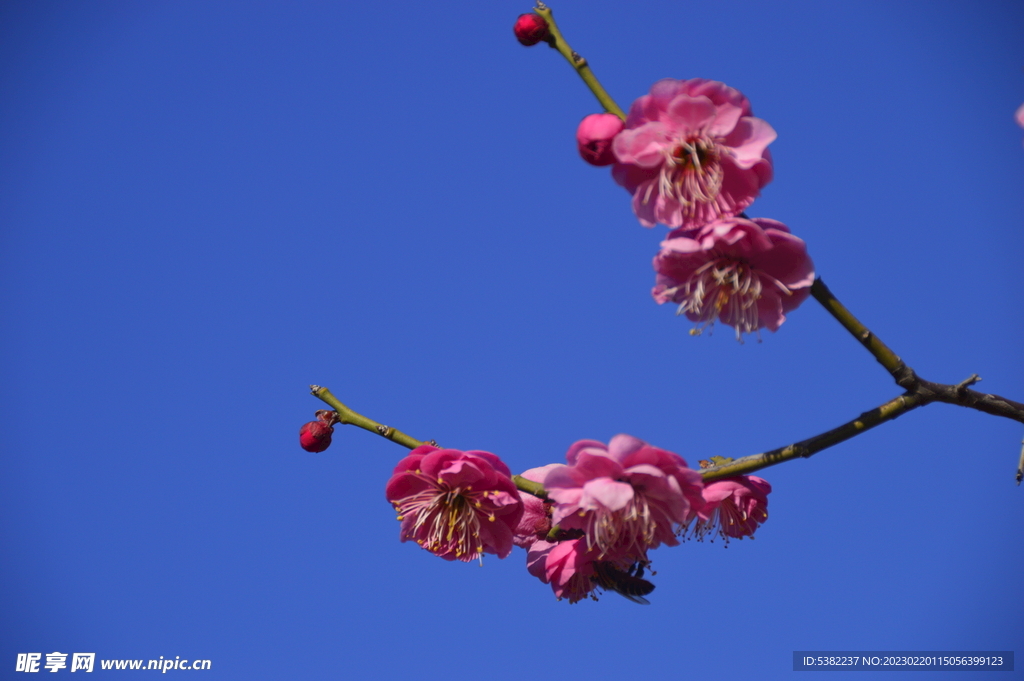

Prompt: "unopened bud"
[514,13,550,46]
[576,113,624,166]
[299,420,334,452]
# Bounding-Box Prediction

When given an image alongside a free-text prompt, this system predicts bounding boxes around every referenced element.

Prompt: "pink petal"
[612,122,671,167]
[580,478,634,511]
[605,433,647,462]
[519,463,562,484]
[722,117,777,168]
[706,102,744,138]
[569,451,624,481]
[564,439,607,466]
[665,95,717,133]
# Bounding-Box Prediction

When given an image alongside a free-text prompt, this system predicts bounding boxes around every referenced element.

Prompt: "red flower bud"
[513,13,550,46]
[299,420,334,452]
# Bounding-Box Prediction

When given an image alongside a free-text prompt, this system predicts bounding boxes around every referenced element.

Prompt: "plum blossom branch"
[309,385,427,450]
[512,474,548,498]
[312,271,1024,487]
[310,385,556,498]
[810,278,909,384]
[809,278,1024,424]
[531,2,626,121]
[697,279,1024,482]
[700,392,928,482]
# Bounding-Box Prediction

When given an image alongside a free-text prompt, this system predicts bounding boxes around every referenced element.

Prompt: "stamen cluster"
[653,218,815,341]
[682,476,772,545]
[385,445,524,562]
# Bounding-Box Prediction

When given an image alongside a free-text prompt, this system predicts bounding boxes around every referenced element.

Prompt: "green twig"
[512,475,548,498]
[532,2,626,120]
[310,385,426,450]
[810,278,913,387]
[700,392,926,482]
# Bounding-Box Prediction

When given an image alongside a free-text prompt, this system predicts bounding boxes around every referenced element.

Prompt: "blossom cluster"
[578,78,815,340]
[377,27,786,605]
[385,435,770,603]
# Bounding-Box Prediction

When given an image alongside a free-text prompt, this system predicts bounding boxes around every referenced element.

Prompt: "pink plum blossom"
[542,434,704,564]
[511,464,561,549]
[385,445,524,562]
[1016,103,1024,146]
[526,538,599,603]
[652,216,815,341]
[577,113,625,166]
[512,494,552,549]
[612,78,776,229]
[683,475,771,545]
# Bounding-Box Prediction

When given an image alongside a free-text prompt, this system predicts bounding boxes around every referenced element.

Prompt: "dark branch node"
[894,365,918,390]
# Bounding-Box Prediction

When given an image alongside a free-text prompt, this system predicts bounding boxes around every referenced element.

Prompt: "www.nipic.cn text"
[16,653,212,673]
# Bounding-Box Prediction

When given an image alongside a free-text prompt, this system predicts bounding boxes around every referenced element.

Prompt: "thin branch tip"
[955,374,981,391]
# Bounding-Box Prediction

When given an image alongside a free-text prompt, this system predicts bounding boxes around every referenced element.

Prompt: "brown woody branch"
[700,278,1024,483]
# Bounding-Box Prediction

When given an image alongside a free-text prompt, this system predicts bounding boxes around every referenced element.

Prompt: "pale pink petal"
[565,451,624,482]
[579,478,634,511]
[519,463,562,486]
[605,433,647,462]
[564,439,608,466]
[665,95,718,132]
[706,102,744,138]
[612,122,671,167]
[722,117,777,168]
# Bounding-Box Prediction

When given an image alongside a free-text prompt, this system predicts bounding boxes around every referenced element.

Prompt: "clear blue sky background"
[2,1,1022,679]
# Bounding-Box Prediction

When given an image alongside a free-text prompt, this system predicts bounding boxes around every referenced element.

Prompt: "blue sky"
[1,1,1022,679]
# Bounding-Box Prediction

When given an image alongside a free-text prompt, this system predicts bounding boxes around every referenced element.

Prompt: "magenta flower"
[512,495,552,549]
[385,445,524,561]
[652,216,814,340]
[512,464,560,549]
[612,78,776,229]
[577,113,625,166]
[542,434,704,563]
[526,538,599,603]
[684,475,771,544]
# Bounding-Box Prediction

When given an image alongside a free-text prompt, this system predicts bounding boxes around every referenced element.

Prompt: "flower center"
[660,135,723,206]
[681,498,768,546]
[393,475,491,560]
[662,255,790,341]
[584,493,657,560]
